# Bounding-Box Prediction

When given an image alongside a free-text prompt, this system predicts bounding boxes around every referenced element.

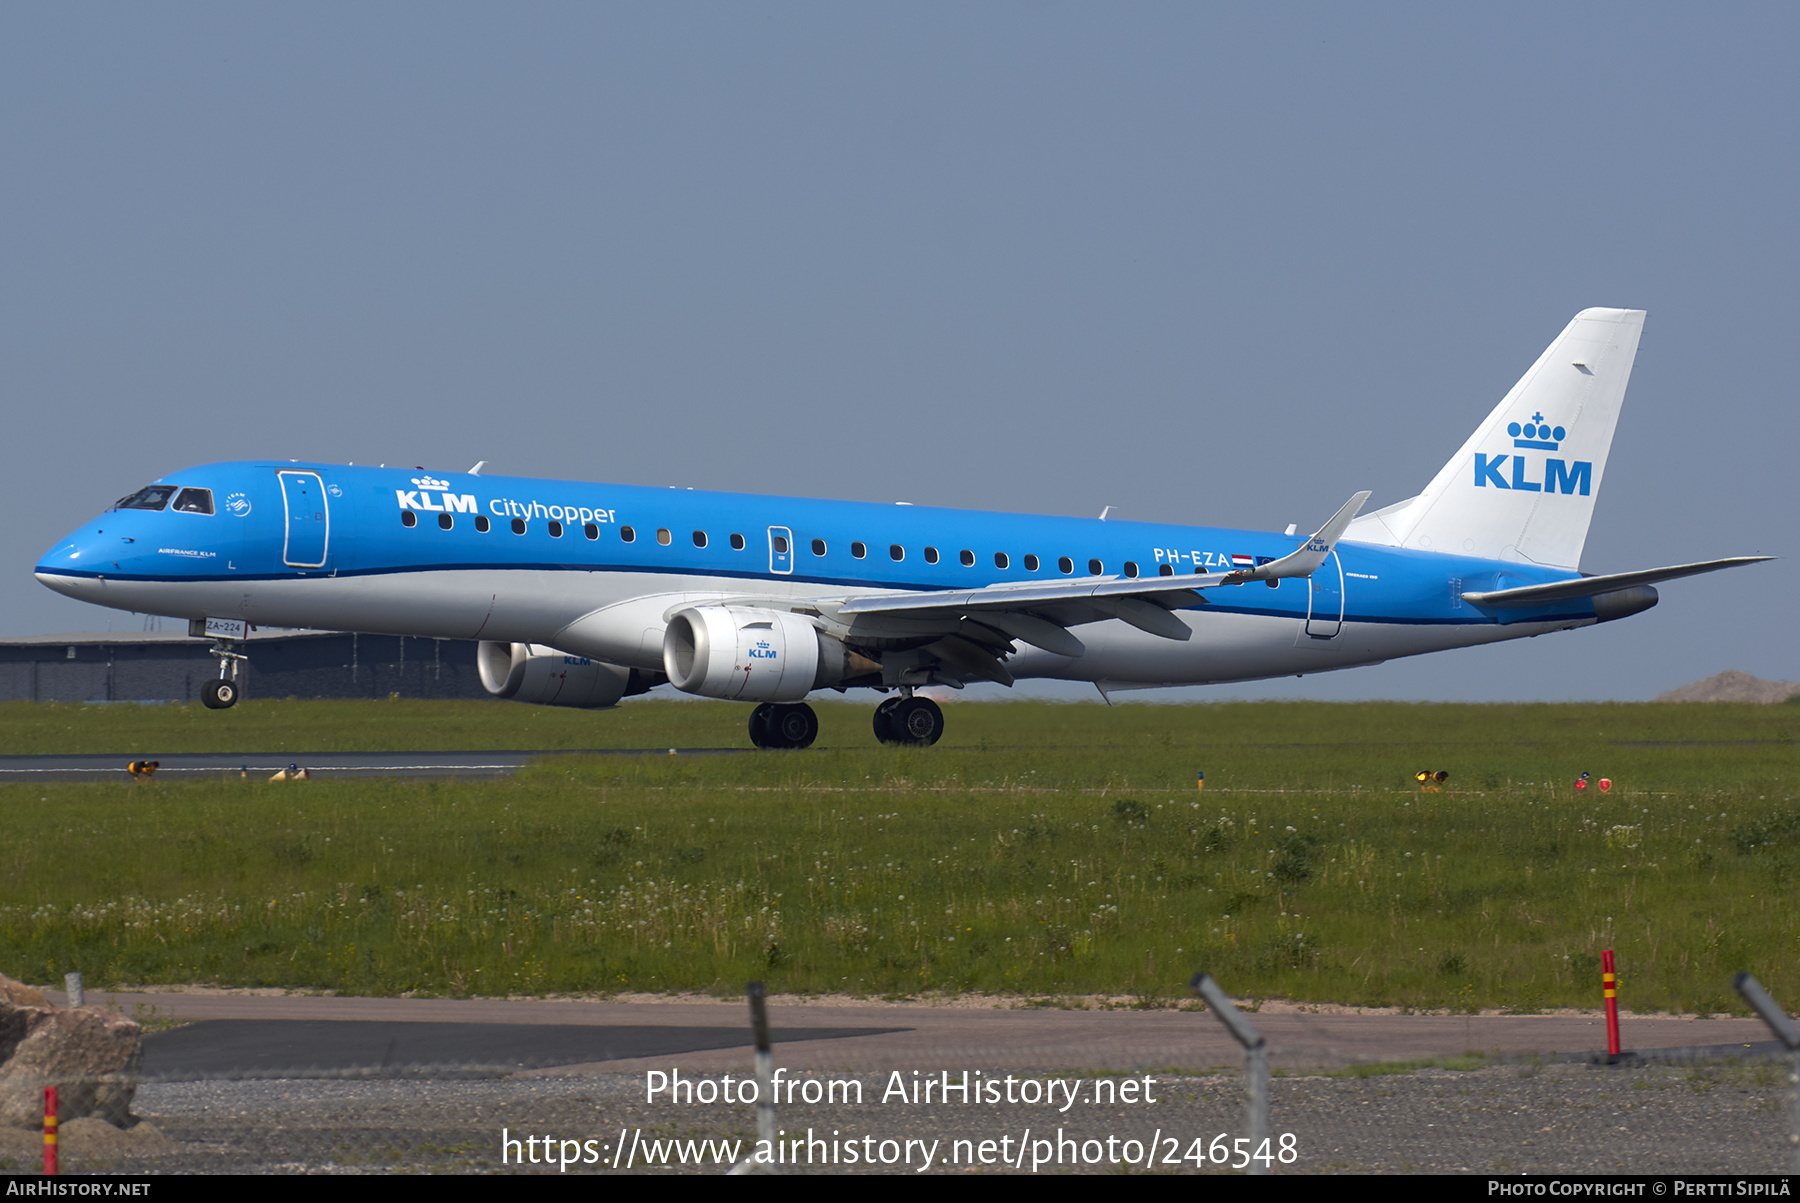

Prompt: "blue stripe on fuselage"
[36,460,1597,627]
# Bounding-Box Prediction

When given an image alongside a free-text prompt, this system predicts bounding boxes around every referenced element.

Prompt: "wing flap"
[968,610,1087,657]
[835,574,1218,616]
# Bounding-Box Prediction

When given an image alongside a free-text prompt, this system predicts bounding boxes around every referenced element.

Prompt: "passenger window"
[811,538,826,556]
[475,515,491,533]
[620,526,636,543]
[1089,558,1103,575]
[173,488,214,515]
[511,518,526,535]
[1024,554,1040,571]
[889,544,905,561]
[550,520,565,537]
[401,511,417,528]
[1124,561,1139,578]
[772,534,789,554]
[851,542,867,559]
[583,522,598,539]
[1159,562,1174,577]
[994,552,1009,569]
[1058,556,1073,574]
[730,533,746,550]
[438,513,453,531]
[657,528,672,546]
[693,531,707,548]
[959,549,974,567]
[924,546,939,564]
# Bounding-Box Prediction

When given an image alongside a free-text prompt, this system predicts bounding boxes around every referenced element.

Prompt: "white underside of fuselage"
[34,567,1591,691]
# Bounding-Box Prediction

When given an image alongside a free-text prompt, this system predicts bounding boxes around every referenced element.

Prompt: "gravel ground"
[3,1059,1794,1175]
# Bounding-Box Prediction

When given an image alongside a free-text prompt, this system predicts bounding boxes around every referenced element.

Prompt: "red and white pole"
[43,1085,58,1174]
[1602,949,1621,1057]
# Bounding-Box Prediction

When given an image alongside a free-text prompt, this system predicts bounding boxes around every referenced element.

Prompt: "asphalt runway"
[0,748,742,781]
[141,1019,907,1079]
[63,990,1785,1075]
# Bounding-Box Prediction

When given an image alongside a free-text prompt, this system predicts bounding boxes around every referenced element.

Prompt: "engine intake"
[662,606,878,701]
[477,642,654,708]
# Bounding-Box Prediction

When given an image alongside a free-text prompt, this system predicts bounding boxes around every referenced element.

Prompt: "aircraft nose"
[35,524,119,600]
[37,535,81,575]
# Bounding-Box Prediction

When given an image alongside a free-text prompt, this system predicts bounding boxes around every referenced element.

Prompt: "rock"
[0,979,49,1010]
[0,972,141,1129]
[0,1116,172,1163]
[1655,670,1800,704]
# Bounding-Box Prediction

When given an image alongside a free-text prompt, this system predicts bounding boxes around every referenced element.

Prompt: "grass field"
[1,698,1795,1012]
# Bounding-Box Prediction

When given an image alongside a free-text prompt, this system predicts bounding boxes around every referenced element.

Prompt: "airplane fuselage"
[36,311,1766,746]
[36,460,1600,692]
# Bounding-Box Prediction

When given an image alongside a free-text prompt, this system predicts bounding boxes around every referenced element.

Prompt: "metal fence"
[5,975,1797,1177]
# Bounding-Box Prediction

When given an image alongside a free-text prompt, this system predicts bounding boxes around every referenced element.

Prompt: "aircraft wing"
[826,491,1373,659]
[1460,556,1773,608]
[834,574,1215,650]
[676,492,1372,683]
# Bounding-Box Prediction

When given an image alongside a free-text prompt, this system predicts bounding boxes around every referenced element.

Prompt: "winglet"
[1226,491,1371,583]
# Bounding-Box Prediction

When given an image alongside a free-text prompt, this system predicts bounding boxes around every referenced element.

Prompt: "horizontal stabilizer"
[1461,556,1773,608]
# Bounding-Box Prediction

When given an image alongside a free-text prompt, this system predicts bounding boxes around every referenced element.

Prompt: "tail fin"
[1345,308,1646,569]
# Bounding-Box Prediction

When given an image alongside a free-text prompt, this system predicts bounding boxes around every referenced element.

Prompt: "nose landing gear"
[200,632,247,709]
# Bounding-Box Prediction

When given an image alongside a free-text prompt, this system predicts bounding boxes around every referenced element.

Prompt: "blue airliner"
[35,309,1768,748]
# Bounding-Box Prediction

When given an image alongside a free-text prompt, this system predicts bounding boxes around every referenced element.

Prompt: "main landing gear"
[872,694,944,747]
[746,693,947,749]
[748,702,819,749]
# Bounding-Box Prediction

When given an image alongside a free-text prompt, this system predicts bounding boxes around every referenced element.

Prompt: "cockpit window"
[114,485,175,511]
[172,488,215,515]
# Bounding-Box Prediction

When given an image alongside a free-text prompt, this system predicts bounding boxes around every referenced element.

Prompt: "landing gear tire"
[202,678,238,710]
[748,703,776,748]
[750,702,818,749]
[889,697,944,746]
[872,696,904,745]
[771,703,819,749]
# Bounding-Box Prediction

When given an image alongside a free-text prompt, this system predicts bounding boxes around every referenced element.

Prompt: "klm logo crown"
[1475,408,1591,496]
[411,475,451,490]
[1508,412,1564,451]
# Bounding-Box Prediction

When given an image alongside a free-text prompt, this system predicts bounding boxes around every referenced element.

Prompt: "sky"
[3,4,1794,702]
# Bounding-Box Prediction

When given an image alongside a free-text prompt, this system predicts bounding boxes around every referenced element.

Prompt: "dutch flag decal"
[1231,553,1255,569]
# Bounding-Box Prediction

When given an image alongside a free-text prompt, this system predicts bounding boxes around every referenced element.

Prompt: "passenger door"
[278,470,330,569]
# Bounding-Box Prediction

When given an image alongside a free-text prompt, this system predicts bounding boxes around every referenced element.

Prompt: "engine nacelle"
[477,642,642,708]
[662,606,877,701]
[1591,585,1658,624]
